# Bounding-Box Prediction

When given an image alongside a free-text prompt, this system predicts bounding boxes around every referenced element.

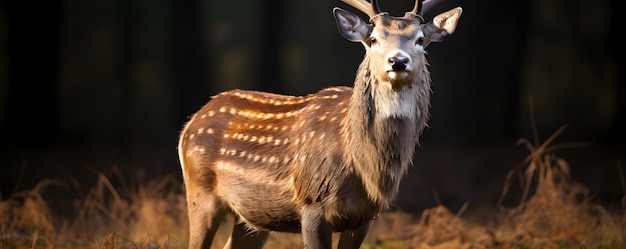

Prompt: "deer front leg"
[301,205,332,249]
[337,222,370,249]
[186,191,228,249]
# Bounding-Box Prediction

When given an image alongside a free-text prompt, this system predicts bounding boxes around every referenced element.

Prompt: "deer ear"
[333,8,372,42]
[423,7,462,43]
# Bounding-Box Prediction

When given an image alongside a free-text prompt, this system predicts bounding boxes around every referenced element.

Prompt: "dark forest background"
[1,0,624,213]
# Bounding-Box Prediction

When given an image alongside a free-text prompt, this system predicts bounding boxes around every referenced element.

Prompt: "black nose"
[389,57,409,70]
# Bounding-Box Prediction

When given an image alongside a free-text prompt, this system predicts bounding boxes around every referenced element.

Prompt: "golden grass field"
[2,127,625,249]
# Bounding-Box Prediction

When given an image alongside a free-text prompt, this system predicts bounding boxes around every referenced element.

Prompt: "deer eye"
[369,37,378,46]
[416,37,425,46]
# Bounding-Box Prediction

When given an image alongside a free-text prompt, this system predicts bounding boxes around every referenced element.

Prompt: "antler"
[341,0,381,19]
[410,0,423,15]
[343,0,448,20]
[412,0,446,16]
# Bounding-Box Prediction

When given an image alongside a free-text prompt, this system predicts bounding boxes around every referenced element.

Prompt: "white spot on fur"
[193,146,206,154]
[216,161,244,174]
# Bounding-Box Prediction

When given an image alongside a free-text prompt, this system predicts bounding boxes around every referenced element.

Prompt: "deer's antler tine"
[410,0,423,15]
[341,0,380,19]
[371,0,382,14]
[418,0,446,16]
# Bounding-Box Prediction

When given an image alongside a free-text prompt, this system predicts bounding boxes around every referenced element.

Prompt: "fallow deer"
[178,0,462,248]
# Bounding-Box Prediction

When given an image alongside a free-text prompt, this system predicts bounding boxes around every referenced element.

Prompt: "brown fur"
[178,2,461,248]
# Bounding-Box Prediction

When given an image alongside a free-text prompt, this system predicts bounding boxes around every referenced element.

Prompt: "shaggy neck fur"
[342,53,432,209]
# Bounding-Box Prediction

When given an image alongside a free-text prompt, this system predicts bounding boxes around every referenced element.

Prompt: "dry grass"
[1,169,188,249]
[392,126,625,249]
[492,126,624,248]
[1,127,625,248]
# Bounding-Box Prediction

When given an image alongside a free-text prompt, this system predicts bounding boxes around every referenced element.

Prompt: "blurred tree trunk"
[258,0,285,93]
[424,0,528,144]
[5,0,62,147]
[608,0,625,147]
[117,0,134,147]
[171,0,212,124]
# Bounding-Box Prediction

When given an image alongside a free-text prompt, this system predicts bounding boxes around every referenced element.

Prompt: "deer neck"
[342,56,431,208]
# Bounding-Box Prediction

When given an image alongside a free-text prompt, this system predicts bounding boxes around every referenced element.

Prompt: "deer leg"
[301,205,332,249]
[187,191,228,249]
[337,222,370,249]
[222,220,269,249]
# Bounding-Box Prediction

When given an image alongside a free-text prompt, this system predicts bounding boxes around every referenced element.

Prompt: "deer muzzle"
[384,50,412,81]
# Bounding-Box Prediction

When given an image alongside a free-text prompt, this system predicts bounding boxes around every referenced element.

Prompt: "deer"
[178,0,461,248]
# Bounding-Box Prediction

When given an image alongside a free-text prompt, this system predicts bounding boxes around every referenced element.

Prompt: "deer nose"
[389,56,409,71]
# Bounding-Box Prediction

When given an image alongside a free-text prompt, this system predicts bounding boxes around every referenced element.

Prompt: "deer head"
[334,0,462,89]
